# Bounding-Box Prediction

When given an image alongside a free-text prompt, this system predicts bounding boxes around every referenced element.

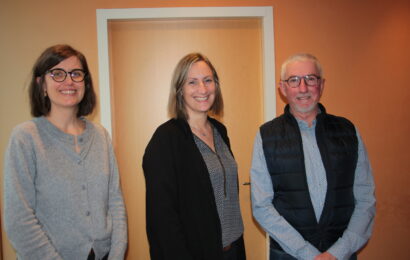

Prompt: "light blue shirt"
[251,118,376,260]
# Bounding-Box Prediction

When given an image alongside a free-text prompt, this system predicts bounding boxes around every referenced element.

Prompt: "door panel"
[109,18,265,259]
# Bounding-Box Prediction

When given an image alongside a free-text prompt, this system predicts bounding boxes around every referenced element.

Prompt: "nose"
[197,81,207,93]
[298,79,308,92]
[63,74,74,85]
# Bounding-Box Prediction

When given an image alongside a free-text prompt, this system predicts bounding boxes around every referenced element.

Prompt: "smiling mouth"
[195,96,209,101]
[297,95,311,101]
[60,90,76,94]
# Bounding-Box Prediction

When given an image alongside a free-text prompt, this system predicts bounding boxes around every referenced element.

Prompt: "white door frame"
[96,6,276,137]
[96,7,275,259]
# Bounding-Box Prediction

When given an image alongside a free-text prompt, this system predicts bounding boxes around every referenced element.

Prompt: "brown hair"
[168,53,223,119]
[29,44,96,117]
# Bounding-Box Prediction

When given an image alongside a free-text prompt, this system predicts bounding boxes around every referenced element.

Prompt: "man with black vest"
[251,53,375,260]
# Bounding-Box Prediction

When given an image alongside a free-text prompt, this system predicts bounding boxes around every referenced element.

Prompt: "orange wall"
[1,0,409,259]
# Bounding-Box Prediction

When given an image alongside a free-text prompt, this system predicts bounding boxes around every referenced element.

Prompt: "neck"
[187,113,209,129]
[46,108,84,135]
[290,107,319,127]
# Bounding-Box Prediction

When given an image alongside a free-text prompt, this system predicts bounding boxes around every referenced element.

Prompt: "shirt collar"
[295,108,322,130]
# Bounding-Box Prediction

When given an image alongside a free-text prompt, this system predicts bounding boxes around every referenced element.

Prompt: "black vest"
[260,104,358,252]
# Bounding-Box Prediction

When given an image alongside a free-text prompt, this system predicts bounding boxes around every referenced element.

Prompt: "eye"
[187,79,197,86]
[306,75,319,85]
[52,70,65,77]
[288,76,299,83]
[71,70,84,78]
[306,75,317,81]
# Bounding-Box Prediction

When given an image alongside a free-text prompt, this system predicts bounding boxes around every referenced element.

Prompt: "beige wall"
[1,0,409,259]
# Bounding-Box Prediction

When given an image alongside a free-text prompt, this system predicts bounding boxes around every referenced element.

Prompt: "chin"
[294,103,318,114]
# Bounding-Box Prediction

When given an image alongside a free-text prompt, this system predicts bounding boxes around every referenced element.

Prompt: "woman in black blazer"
[143,53,246,260]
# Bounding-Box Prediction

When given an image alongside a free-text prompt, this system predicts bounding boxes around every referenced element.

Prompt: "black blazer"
[143,117,233,260]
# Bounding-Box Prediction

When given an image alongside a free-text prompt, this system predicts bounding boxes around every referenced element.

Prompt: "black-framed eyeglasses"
[282,74,321,88]
[47,68,86,82]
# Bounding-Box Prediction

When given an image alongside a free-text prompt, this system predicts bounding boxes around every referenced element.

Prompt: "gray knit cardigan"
[4,117,127,260]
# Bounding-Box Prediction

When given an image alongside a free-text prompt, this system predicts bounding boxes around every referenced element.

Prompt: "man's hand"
[314,252,337,260]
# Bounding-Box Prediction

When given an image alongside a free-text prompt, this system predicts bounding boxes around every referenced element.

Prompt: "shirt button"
[82,185,86,190]
[86,211,90,216]
[79,137,83,142]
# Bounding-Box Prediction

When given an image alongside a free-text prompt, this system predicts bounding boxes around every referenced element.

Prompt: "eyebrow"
[187,75,212,80]
[50,67,84,71]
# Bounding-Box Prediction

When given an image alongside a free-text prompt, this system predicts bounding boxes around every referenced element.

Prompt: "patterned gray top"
[193,126,244,247]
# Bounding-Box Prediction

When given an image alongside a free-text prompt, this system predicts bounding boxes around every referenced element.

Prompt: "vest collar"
[284,103,327,121]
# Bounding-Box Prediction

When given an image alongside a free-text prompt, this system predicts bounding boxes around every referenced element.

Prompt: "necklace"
[190,125,209,137]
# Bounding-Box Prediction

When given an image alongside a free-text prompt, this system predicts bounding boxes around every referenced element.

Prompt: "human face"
[279,60,324,118]
[182,61,216,118]
[42,56,85,114]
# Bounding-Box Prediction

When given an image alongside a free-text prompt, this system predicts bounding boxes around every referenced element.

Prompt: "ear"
[319,78,325,97]
[37,76,47,95]
[279,81,287,97]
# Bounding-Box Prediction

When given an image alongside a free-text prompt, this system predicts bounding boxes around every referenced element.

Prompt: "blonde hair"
[168,53,223,119]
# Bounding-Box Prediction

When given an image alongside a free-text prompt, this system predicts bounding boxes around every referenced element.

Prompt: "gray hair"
[280,53,323,80]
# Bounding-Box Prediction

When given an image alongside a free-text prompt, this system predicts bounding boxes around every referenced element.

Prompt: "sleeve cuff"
[295,243,321,260]
[327,241,351,260]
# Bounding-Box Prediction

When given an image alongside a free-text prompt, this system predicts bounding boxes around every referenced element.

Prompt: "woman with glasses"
[4,44,127,260]
[143,53,246,260]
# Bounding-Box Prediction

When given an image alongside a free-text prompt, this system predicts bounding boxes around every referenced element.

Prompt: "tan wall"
[1,0,409,259]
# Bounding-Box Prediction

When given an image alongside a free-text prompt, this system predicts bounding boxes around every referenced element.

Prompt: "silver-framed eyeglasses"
[47,68,86,82]
[282,74,321,88]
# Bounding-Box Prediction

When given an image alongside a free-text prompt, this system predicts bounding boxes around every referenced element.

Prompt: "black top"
[143,117,233,260]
